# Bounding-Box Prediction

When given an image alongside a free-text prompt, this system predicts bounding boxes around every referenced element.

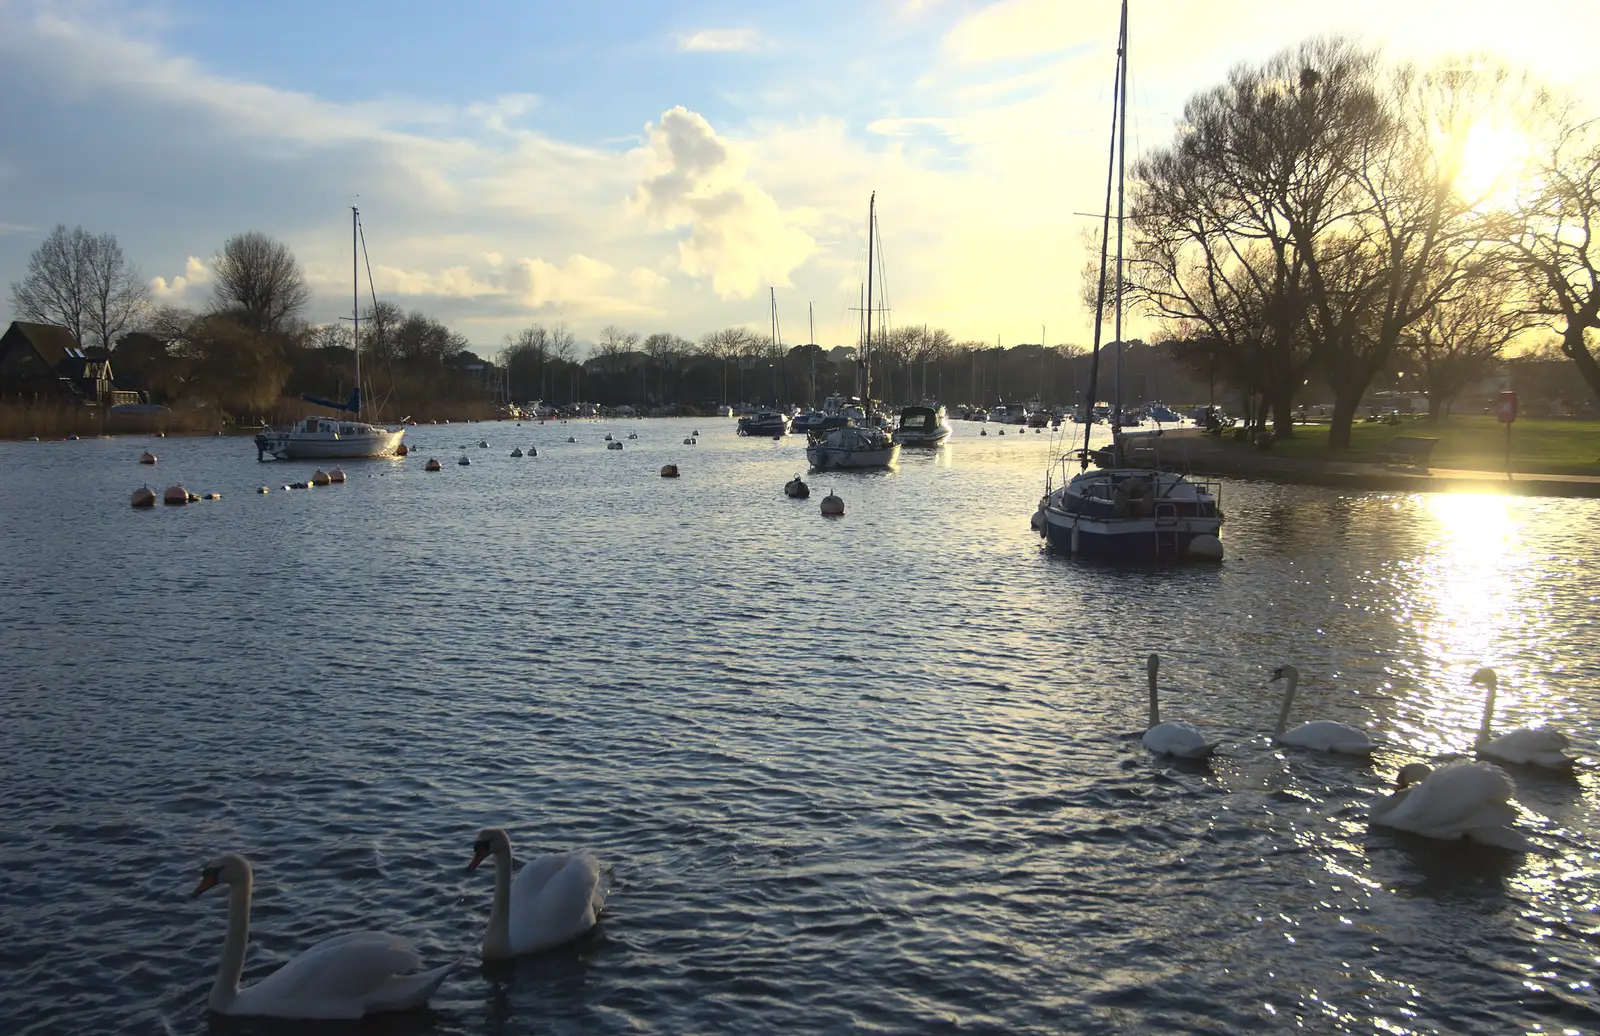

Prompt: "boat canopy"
[898,406,941,431]
[302,387,362,414]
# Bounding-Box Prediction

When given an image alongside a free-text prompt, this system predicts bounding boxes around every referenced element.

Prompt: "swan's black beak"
[191,868,219,898]
[1269,667,1284,681]
[467,840,491,873]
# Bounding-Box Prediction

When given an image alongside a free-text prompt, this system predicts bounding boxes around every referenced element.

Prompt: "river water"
[0,418,1595,1035]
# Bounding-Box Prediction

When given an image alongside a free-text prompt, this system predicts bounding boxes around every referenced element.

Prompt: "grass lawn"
[1246,416,1600,475]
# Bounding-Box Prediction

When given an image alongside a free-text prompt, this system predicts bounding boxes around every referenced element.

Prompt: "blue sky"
[2,0,1597,356]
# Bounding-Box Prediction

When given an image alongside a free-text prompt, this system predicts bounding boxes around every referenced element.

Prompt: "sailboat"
[806,193,901,471]
[1033,1,1224,561]
[254,207,406,461]
[738,288,792,437]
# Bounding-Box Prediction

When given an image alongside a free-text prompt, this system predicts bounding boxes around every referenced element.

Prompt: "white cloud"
[675,28,766,53]
[150,256,210,304]
[631,106,816,300]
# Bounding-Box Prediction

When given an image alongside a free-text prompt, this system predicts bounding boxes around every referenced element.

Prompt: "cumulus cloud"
[632,106,815,300]
[150,256,210,304]
[675,28,766,53]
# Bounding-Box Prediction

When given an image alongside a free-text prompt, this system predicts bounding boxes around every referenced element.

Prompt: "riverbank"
[1127,427,1600,498]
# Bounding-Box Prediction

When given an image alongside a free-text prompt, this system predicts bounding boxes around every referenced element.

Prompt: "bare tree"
[1410,264,1529,418]
[10,224,149,349]
[1508,105,1600,404]
[547,323,578,403]
[212,231,311,333]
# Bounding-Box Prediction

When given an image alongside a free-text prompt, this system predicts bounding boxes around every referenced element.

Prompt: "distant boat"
[807,193,900,472]
[254,207,405,462]
[737,410,791,437]
[895,405,952,447]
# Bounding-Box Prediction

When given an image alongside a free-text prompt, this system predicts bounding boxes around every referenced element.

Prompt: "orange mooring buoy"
[660,464,679,478]
[425,458,442,471]
[131,486,156,508]
[163,485,188,506]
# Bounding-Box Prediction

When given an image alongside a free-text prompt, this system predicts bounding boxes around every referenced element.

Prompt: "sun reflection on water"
[1388,493,1560,758]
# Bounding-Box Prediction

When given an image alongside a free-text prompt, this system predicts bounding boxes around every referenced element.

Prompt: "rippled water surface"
[1,419,1596,1035]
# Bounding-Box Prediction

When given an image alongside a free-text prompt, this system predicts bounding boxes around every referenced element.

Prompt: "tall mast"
[809,302,817,407]
[1113,0,1129,438]
[352,205,361,422]
[864,192,876,417]
[770,287,778,405]
[1079,0,1126,469]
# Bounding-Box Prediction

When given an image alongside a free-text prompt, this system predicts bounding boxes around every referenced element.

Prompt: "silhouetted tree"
[211,231,310,333]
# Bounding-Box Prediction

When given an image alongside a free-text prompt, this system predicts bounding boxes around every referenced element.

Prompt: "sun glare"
[1452,121,1531,210]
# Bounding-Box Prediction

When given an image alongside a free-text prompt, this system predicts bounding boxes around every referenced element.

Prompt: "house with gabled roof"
[0,321,138,406]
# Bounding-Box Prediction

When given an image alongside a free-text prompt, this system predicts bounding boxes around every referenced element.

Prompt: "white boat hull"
[806,443,901,469]
[256,428,405,460]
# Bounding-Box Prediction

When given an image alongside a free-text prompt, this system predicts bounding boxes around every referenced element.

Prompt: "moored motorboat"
[896,405,952,446]
[737,410,791,437]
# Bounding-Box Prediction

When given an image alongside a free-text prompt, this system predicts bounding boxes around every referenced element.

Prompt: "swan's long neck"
[1147,663,1159,727]
[1273,672,1298,739]
[211,876,251,1012]
[1477,681,1497,749]
[484,840,514,958]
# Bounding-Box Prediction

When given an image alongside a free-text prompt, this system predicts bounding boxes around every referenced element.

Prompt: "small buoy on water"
[156,432,166,438]
[820,491,844,516]
[605,433,613,441]
[163,485,188,506]
[27,436,39,442]
[395,443,409,456]
[257,486,270,494]
[478,440,488,448]
[425,458,442,471]
[511,447,524,457]
[312,469,332,486]
[607,441,623,450]
[68,434,81,441]
[980,429,987,436]
[1186,534,1225,562]
[683,437,693,445]
[998,429,1005,436]
[131,486,156,508]
[693,429,700,436]
[329,468,346,483]
[139,451,156,465]
[528,446,537,457]
[660,464,680,478]
[458,455,471,466]
[203,492,221,501]
[628,432,638,440]
[567,437,576,443]
[785,476,810,499]
[214,429,223,436]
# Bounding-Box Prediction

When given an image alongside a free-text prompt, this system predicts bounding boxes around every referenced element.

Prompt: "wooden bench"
[1377,436,1438,468]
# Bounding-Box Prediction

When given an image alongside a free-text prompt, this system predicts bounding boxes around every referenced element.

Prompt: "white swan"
[468,827,607,959]
[1470,667,1574,771]
[1368,760,1530,850]
[1141,653,1219,759]
[1269,665,1375,755]
[192,853,458,1019]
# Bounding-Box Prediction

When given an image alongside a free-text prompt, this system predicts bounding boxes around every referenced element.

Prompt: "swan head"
[468,827,511,872]
[191,853,251,898]
[1270,665,1299,683]
[1394,763,1433,790]
[1470,667,1497,690]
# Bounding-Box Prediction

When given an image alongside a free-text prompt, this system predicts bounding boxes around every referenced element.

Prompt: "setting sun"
[1453,120,1532,208]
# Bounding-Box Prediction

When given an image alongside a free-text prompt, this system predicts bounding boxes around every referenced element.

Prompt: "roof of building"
[3,321,86,368]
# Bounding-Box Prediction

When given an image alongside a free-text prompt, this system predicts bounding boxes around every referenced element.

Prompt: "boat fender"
[257,486,270,494]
